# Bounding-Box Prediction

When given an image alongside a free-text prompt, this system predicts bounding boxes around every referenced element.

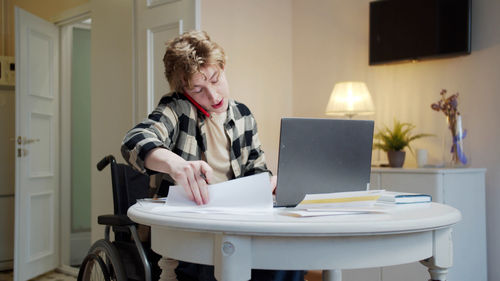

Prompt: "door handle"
[17,136,40,145]
[23,138,40,145]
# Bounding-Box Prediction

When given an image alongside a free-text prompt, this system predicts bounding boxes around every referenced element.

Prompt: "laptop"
[274,118,374,207]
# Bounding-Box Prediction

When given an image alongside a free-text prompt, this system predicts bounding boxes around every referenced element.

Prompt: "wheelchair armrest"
[98,214,136,226]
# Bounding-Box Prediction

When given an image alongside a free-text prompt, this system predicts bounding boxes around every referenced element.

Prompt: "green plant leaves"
[373,119,433,153]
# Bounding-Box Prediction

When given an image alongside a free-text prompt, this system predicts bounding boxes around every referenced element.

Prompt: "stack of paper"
[296,190,384,209]
[147,177,395,218]
[273,190,385,217]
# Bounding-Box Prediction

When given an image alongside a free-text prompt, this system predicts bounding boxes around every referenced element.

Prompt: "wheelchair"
[77,155,162,281]
[78,156,305,281]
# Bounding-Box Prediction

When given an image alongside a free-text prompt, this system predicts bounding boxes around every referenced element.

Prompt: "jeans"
[175,261,305,281]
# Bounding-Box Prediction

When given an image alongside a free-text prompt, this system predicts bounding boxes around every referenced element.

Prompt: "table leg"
[420,228,453,281]
[322,269,342,281]
[213,234,252,281]
[420,259,449,281]
[158,257,179,281]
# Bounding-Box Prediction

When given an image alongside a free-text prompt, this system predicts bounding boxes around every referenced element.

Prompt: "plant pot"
[387,150,406,168]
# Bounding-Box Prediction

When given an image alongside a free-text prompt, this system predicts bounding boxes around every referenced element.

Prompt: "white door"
[14,7,60,281]
[134,0,199,121]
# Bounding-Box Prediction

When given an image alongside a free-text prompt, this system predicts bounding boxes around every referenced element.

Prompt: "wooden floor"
[305,270,322,281]
[0,270,76,281]
[0,268,321,281]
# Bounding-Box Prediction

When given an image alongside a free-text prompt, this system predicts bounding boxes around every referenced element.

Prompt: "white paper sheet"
[279,206,390,217]
[280,210,370,217]
[162,173,273,213]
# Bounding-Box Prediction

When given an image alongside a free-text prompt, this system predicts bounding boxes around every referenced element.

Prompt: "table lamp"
[325,81,375,119]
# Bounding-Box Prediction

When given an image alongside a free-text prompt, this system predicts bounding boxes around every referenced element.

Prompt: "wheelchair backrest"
[98,155,151,215]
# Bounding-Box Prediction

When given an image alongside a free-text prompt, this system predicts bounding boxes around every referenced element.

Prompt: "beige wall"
[0,0,89,56]
[89,0,292,244]
[8,0,499,277]
[201,0,293,174]
[90,0,134,242]
[292,0,500,280]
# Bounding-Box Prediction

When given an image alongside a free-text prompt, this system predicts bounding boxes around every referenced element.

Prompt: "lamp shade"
[325,81,375,118]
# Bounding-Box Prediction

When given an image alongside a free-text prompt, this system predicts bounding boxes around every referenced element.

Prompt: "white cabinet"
[343,168,487,281]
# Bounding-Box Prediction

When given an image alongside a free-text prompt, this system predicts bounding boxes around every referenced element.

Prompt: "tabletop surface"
[128,202,461,236]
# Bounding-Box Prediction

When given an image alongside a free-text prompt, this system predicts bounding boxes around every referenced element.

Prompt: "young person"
[121,30,303,281]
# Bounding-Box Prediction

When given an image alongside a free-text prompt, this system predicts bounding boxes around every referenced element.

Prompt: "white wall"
[90,0,134,242]
[292,0,500,280]
[201,0,293,174]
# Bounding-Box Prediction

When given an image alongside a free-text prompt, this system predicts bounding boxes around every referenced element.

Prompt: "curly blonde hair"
[163,30,227,93]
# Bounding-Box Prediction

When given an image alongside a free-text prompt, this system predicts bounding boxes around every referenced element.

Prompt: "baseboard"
[57,264,79,277]
[0,260,13,271]
[70,231,90,266]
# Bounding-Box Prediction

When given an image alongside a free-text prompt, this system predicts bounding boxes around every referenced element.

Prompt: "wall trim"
[57,264,78,277]
[70,231,90,266]
[195,0,201,30]
[60,23,73,268]
[0,260,13,271]
[51,3,91,26]
[147,0,180,9]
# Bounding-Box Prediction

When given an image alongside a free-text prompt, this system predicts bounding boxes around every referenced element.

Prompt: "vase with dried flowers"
[431,89,468,167]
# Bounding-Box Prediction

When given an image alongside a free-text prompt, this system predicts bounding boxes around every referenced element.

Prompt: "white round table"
[128,202,461,281]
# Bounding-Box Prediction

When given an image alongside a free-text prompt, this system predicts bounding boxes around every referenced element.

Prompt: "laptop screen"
[275,118,374,207]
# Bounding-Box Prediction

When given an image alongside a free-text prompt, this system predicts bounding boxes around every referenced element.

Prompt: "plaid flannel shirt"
[121,93,270,193]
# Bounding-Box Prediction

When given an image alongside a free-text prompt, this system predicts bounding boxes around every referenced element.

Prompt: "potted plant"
[373,119,432,167]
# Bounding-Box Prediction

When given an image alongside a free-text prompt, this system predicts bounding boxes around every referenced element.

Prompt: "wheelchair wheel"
[78,239,127,281]
[78,253,111,281]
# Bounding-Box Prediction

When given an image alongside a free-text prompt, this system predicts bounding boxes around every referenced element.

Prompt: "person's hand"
[169,159,214,205]
[270,175,277,194]
[144,148,214,205]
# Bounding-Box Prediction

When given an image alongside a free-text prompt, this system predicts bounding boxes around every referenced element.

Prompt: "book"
[377,191,432,204]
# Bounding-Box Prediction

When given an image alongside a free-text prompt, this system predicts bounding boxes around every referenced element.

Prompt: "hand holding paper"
[164,173,274,213]
[144,148,214,205]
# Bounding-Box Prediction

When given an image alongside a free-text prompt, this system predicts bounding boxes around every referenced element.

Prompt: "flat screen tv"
[369,0,471,65]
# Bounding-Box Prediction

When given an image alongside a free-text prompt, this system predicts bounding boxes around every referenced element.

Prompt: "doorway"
[6,8,91,279]
[1,5,92,277]
[60,18,92,272]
